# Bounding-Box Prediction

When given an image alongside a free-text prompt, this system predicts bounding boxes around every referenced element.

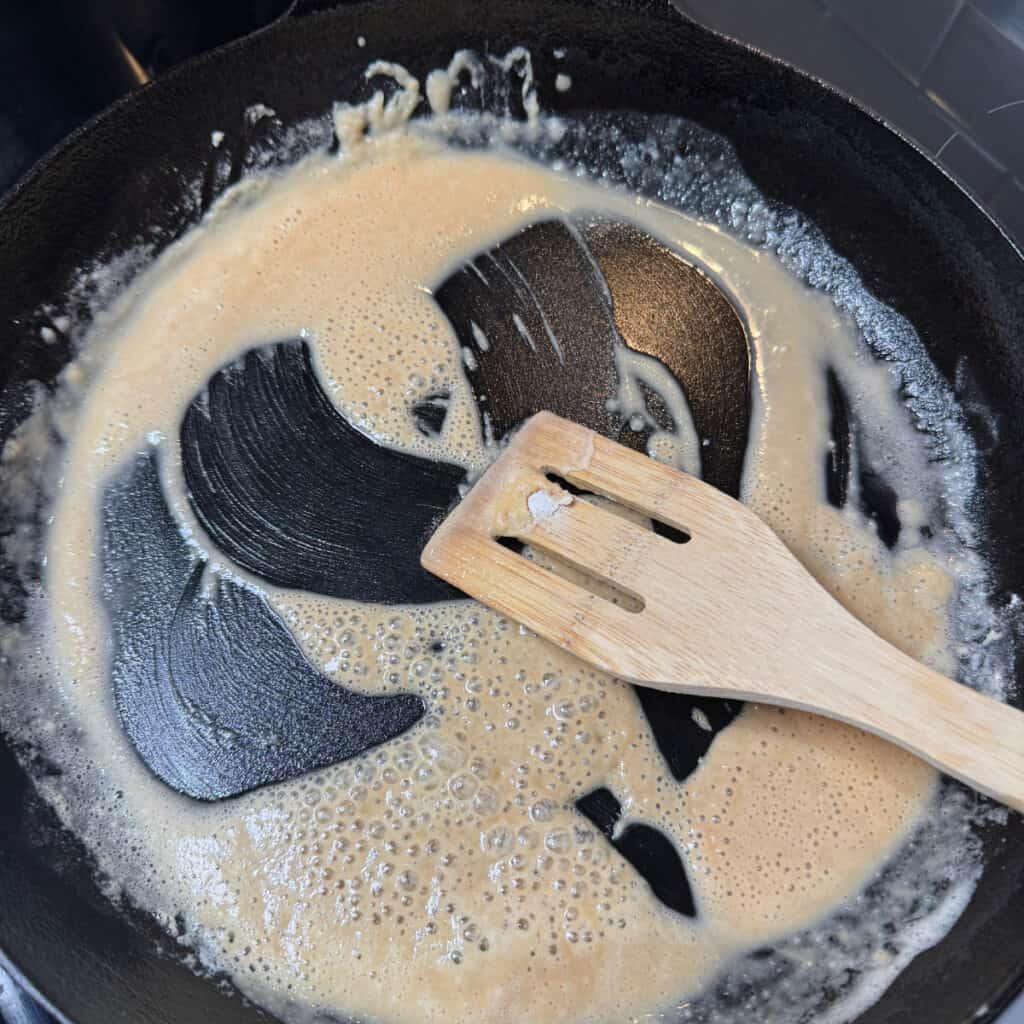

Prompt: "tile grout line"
[820,8,925,91]
[973,3,1024,49]
[825,0,1013,190]
[918,0,967,83]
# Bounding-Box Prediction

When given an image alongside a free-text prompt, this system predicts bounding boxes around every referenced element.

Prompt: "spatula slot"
[543,471,588,497]
[543,471,691,544]
[495,535,646,614]
[650,519,690,546]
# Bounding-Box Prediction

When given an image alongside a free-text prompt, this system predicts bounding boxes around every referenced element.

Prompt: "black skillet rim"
[0,1,1021,1021]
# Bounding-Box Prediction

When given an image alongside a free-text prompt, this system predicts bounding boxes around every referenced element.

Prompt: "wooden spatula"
[422,411,1024,814]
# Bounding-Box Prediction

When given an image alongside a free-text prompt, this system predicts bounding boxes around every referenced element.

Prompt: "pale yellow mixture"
[0,57,1003,1024]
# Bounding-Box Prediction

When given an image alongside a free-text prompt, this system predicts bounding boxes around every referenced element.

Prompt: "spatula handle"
[820,647,1024,815]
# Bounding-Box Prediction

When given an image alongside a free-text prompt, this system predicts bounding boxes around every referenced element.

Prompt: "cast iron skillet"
[0,1,1022,1022]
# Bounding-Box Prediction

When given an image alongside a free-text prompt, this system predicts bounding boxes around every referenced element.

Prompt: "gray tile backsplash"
[935,130,1007,198]
[809,14,955,148]
[677,0,955,147]
[673,0,1024,247]
[826,0,962,79]
[924,5,1024,170]
[676,0,829,59]
[974,0,1024,46]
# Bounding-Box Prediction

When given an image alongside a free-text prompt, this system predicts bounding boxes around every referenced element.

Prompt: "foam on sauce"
[0,55,1012,1024]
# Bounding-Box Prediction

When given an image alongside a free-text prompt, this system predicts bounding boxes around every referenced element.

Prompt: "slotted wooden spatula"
[422,411,1024,813]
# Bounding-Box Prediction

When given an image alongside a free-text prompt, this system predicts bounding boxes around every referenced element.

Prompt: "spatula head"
[422,412,839,698]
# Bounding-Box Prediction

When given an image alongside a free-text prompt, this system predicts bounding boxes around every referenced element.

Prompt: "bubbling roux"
[0,61,1013,1024]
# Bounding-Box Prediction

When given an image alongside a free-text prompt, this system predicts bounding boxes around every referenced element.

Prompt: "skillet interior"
[0,1,1021,1021]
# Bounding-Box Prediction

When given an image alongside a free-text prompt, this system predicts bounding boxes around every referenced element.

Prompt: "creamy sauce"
[0,55,1010,1024]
